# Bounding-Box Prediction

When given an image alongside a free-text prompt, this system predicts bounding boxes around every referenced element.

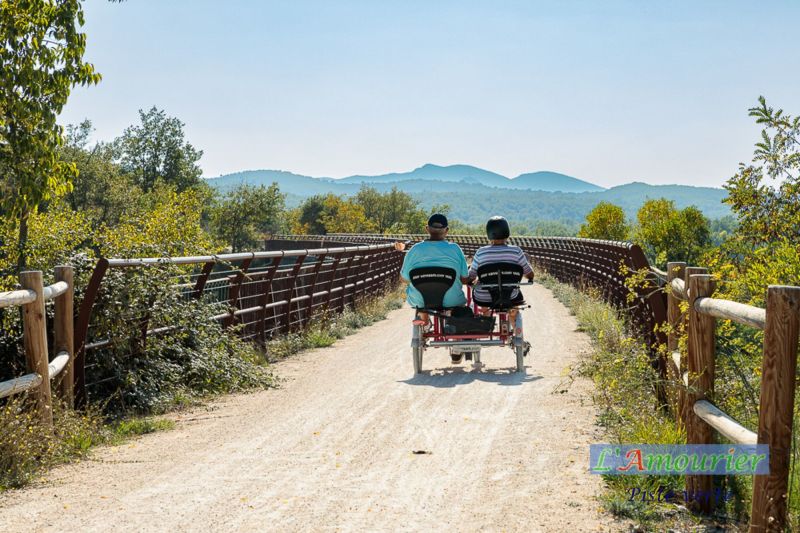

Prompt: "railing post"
[750,286,800,532]
[73,257,109,409]
[667,261,686,417]
[20,271,53,428]
[226,258,253,329]
[284,255,305,333]
[301,254,326,328]
[685,271,716,512]
[257,256,282,345]
[54,265,75,408]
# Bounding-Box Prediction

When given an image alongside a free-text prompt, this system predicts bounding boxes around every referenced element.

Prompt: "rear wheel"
[413,345,423,374]
[515,344,525,373]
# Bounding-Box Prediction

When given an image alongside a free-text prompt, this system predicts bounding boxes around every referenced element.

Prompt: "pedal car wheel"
[413,345,423,374]
[515,344,525,373]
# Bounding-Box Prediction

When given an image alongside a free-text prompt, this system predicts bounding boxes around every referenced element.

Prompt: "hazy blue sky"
[60,0,800,187]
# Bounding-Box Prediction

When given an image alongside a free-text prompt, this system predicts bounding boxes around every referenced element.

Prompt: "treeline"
[576,199,730,267]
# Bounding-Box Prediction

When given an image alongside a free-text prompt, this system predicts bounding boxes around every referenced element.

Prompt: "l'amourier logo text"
[589,444,769,475]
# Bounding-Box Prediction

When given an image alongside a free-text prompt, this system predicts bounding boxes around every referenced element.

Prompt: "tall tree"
[61,120,139,227]
[320,195,375,234]
[578,201,628,240]
[211,184,285,252]
[292,195,328,234]
[354,186,428,233]
[114,107,203,193]
[0,0,101,269]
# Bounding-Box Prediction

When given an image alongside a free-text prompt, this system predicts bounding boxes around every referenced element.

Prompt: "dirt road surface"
[0,283,625,532]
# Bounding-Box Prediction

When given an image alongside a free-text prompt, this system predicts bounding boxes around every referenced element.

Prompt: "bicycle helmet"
[486,216,510,240]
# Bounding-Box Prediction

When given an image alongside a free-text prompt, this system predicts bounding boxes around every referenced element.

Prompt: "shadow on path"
[399,365,542,388]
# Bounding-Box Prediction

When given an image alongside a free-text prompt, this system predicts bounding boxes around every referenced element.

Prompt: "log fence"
[665,261,800,531]
[0,266,75,426]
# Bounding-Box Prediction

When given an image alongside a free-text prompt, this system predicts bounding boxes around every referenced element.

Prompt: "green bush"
[85,264,273,414]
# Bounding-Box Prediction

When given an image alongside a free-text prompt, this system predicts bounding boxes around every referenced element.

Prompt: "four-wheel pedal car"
[409,262,532,374]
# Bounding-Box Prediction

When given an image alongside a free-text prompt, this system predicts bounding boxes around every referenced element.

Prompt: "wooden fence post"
[750,286,800,532]
[54,266,74,407]
[667,261,686,417]
[20,271,53,428]
[685,271,716,512]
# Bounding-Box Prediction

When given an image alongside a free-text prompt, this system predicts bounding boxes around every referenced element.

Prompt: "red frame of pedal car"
[421,286,513,344]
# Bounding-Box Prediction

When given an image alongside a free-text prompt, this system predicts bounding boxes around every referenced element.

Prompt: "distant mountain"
[337,163,512,188]
[511,171,603,192]
[204,165,730,228]
[207,169,361,196]
[206,164,604,194]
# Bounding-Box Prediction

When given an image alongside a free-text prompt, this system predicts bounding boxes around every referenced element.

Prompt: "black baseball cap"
[427,213,448,229]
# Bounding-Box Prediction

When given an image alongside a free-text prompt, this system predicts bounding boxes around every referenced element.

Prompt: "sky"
[60,0,800,188]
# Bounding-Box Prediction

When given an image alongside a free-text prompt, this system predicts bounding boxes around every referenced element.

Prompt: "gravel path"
[0,283,626,532]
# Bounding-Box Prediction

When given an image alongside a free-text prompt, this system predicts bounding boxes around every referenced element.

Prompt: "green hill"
[205,166,730,230]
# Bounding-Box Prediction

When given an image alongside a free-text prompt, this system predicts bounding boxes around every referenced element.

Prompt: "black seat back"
[409,267,457,309]
[476,262,523,309]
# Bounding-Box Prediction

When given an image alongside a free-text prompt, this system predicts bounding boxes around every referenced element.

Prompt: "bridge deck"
[0,284,624,532]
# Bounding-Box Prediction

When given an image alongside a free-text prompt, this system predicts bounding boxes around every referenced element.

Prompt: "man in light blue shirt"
[400,214,469,310]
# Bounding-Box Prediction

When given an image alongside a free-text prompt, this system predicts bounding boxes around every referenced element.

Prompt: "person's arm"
[400,247,415,282]
[518,248,534,282]
[457,246,470,284]
[467,253,479,283]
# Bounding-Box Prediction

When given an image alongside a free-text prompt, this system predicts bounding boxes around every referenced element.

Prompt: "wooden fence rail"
[0,266,75,426]
[665,261,800,531]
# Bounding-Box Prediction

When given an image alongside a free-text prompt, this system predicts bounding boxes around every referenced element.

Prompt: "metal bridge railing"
[73,242,403,407]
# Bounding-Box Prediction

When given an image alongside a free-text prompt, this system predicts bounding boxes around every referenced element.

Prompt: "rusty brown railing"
[73,242,402,407]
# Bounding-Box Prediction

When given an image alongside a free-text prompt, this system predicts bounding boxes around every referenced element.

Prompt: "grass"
[536,270,747,531]
[109,417,176,443]
[0,397,107,490]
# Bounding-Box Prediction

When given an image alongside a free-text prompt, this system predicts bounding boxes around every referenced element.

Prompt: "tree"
[355,186,428,233]
[578,202,628,240]
[0,0,101,269]
[113,107,203,193]
[706,98,800,304]
[61,120,140,227]
[723,96,800,245]
[319,195,375,234]
[292,195,328,234]
[211,184,285,252]
[633,198,710,267]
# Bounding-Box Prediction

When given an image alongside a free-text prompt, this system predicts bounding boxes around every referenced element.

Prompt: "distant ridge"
[510,171,603,192]
[204,164,730,225]
[205,163,603,194]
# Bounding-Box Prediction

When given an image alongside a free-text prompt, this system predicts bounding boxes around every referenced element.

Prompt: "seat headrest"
[409,267,457,309]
